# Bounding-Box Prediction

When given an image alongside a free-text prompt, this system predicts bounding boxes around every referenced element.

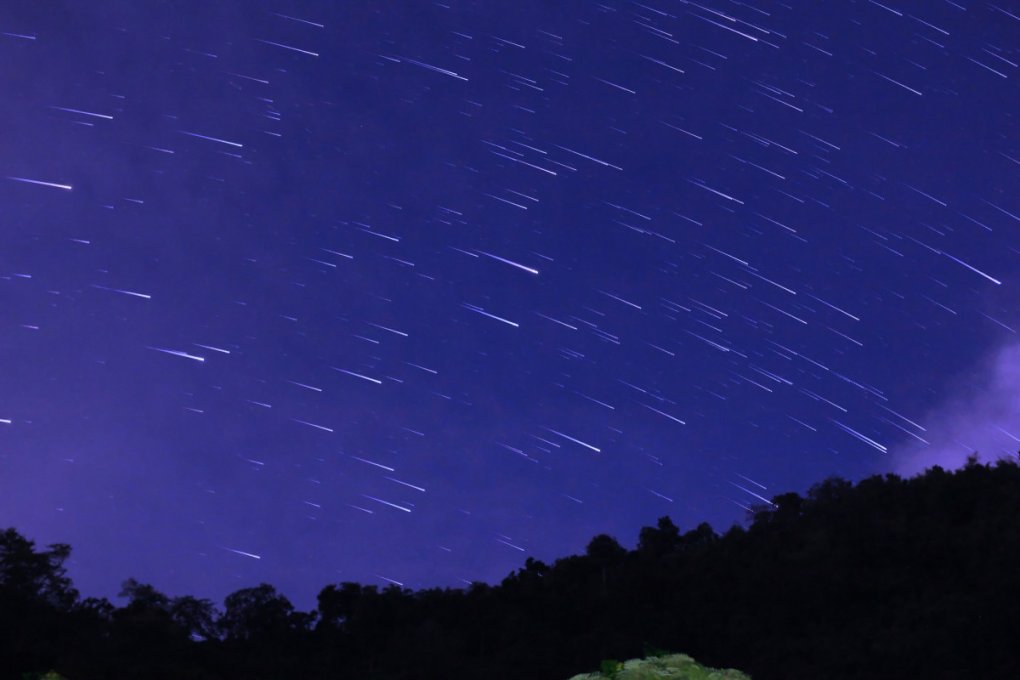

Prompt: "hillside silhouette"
[4,454,1018,679]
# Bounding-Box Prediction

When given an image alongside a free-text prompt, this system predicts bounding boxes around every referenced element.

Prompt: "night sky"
[2,1,1018,609]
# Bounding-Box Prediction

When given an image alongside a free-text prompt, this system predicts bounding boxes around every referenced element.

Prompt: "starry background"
[2,0,1018,608]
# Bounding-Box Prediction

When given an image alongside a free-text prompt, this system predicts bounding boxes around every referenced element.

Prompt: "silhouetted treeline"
[4,455,1019,679]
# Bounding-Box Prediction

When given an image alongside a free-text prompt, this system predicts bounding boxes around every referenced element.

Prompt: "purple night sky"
[2,1,1018,609]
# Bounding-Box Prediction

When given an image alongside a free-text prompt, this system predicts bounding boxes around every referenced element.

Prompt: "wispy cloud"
[894,344,1020,476]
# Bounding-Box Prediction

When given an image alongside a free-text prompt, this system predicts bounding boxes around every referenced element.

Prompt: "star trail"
[1,1,1017,607]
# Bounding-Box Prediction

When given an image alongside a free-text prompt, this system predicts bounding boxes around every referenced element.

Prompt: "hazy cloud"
[894,343,1020,476]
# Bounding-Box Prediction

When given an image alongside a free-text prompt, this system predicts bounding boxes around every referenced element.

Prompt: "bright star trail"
[1,1,1017,608]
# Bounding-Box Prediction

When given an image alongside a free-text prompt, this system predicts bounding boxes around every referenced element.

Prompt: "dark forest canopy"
[4,456,1019,679]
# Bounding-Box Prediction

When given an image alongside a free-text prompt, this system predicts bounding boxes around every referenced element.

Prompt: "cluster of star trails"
[2,1,1016,601]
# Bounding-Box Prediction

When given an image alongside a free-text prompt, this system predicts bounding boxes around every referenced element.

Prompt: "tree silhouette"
[3,456,1020,679]
[219,583,310,642]
[637,516,680,559]
[0,528,77,608]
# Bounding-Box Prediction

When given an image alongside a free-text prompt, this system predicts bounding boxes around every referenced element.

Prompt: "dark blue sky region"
[2,1,1018,608]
